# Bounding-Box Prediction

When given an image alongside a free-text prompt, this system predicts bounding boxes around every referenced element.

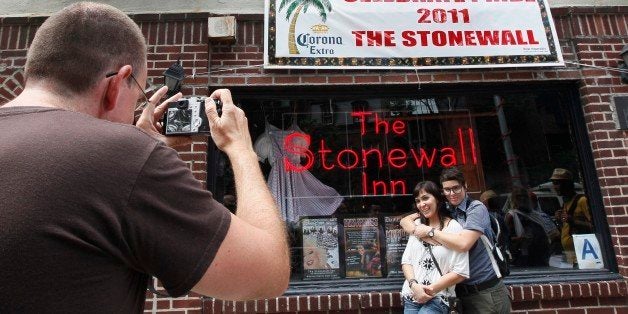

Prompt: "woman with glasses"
[401,181,469,314]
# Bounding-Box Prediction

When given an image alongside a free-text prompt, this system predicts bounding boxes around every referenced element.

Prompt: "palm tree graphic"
[278,0,332,54]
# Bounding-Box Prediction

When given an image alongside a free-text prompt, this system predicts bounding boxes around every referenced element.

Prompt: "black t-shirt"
[0,107,231,313]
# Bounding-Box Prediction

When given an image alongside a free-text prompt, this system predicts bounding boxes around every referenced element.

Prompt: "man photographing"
[0,2,289,313]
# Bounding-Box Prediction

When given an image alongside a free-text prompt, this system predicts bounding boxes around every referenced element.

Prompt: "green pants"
[459,280,511,314]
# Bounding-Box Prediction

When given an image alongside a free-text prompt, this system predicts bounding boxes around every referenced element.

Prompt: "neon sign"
[283,111,478,195]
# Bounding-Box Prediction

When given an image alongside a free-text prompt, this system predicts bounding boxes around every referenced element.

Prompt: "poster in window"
[384,215,409,277]
[301,217,341,280]
[343,217,382,278]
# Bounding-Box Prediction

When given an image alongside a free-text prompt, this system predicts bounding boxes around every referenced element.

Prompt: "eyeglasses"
[442,185,463,195]
[105,71,152,111]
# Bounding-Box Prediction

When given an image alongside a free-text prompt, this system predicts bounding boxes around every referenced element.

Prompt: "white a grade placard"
[572,234,604,269]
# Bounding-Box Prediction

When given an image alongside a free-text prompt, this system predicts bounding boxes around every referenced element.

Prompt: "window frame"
[205,81,620,293]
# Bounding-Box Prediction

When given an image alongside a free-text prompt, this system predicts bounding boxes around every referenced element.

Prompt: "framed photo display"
[342,217,383,278]
[301,217,341,280]
[384,215,410,277]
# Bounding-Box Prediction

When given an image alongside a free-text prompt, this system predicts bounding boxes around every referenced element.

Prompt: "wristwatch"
[428,227,436,238]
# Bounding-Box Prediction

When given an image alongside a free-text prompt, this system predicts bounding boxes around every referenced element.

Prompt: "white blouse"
[400,219,469,298]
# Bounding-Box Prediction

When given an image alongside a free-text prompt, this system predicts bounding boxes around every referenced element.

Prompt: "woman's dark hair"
[413,181,451,230]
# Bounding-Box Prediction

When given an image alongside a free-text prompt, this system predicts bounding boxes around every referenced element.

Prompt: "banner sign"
[264,0,564,69]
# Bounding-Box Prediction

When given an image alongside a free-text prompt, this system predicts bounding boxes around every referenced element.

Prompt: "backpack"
[459,198,510,277]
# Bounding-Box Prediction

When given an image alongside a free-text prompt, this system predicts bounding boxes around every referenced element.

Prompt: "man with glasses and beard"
[0,2,289,312]
[401,167,511,313]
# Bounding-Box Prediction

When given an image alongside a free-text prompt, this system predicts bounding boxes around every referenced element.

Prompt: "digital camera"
[162,96,219,136]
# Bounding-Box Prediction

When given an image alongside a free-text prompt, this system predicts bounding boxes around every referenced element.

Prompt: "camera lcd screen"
[166,107,193,134]
[162,97,211,135]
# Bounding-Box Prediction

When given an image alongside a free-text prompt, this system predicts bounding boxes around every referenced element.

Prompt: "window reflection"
[214,90,596,281]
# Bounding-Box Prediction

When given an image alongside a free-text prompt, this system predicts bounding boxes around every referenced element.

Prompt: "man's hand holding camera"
[135,86,190,148]
[205,89,253,157]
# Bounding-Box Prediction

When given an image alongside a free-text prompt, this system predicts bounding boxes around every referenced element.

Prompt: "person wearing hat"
[480,190,510,258]
[551,168,592,266]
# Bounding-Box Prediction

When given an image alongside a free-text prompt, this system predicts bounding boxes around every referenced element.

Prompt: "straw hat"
[550,168,573,181]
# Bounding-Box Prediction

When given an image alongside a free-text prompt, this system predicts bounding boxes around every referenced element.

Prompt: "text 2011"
[416,8,470,23]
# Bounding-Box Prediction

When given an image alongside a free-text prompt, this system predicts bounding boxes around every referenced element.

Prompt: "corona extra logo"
[296,24,343,56]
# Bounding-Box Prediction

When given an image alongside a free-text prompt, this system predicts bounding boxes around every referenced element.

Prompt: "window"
[207,83,616,292]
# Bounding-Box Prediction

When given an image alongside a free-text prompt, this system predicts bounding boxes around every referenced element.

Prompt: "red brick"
[267,297,278,312]
[274,76,300,84]
[244,300,257,312]
[531,285,543,300]
[155,299,171,309]
[202,298,216,313]
[358,310,387,314]
[221,77,246,84]
[458,73,484,81]
[512,300,541,310]
[509,72,534,80]
[302,76,327,84]
[433,74,458,82]
[310,295,320,311]
[338,294,352,310]
[182,45,207,54]
[328,76,353,84]
[541,299,569,308]
[318,295,330,311]
[256,299,266,312]
[586,308,615,314]
[192,172,207,181]
[248,77,273,84]
[570,297,599,307]
[483,72,509,80]
[155,46,182,53]
[172,298,201,308]
[523,286,534,300]
[555,309,586,314]
[277,297,288,312]
[355,76,381,83]
[329,295,340,310]
[598,297,627,306]
[237,52,263,60]
[381,75,406,83]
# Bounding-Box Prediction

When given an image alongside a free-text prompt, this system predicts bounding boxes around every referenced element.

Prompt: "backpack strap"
[480,235,503,278]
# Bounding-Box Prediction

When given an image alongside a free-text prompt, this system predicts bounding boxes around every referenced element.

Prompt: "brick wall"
[1,6,626,314]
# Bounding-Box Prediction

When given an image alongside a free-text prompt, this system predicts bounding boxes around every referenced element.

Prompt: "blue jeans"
[403,296,449,314]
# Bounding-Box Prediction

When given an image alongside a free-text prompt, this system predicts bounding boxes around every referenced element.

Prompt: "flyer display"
[343,217,383,278]
[302,217,342,280]
[384,215,409,277]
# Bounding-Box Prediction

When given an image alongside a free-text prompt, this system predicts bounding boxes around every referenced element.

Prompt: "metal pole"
[493,95,522,187]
